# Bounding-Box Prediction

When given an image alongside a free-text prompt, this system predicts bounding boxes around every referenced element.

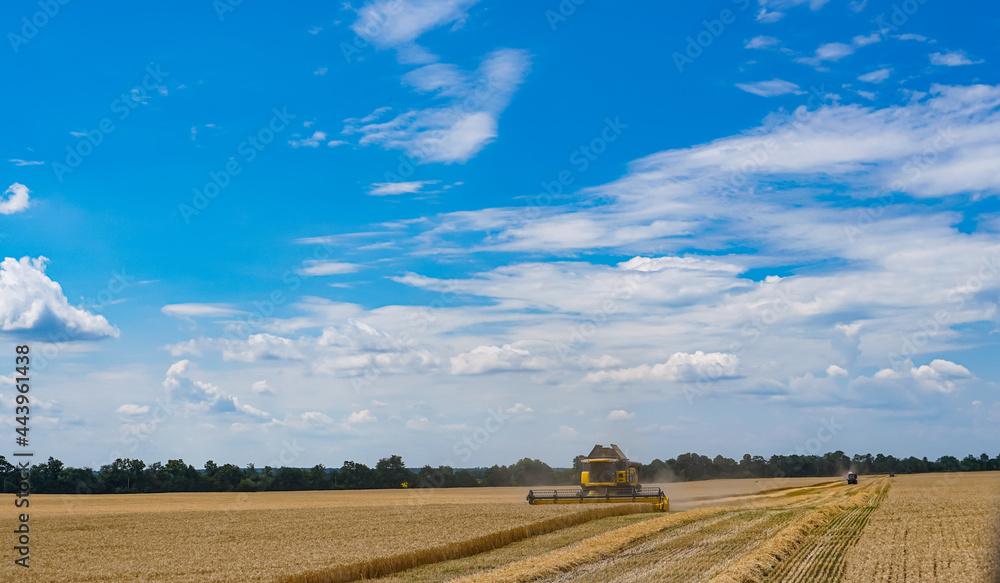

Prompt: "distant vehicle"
[889,472,895,477]
[847,472,858,484]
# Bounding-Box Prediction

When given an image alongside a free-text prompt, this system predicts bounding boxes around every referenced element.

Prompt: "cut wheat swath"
[281,503,650,583]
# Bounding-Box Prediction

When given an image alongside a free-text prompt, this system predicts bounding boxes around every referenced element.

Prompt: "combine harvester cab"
[526,444,668,511]
[847,472,858,484]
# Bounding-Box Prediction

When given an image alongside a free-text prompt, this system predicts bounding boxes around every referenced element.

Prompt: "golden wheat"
[0,489,646,583]
[843,472,1000,583]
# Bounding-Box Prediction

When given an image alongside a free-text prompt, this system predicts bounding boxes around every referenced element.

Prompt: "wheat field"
[2,474,996,582]
[843,472,1000,582]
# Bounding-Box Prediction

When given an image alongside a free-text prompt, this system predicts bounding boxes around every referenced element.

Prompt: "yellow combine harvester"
[526,444,668,511]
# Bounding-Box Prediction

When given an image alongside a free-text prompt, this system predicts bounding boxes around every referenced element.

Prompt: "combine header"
[526,444,668,511]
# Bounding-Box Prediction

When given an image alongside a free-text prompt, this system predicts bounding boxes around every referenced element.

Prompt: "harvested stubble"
[450,481,878,583]
[711,479,888,583]
[843,472,1000,583]
[770,482,889,582]
[450,505,735,583]
[372,513,665,583]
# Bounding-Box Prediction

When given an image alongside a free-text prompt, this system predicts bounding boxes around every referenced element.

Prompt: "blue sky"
[2,0,999,470]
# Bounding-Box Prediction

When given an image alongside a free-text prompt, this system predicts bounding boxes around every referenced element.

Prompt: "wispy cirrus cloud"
[344,48,531,163]
[858,68,891,83]
[745,35,780,49]
[350,0,480,63]
[368,180,439,195]
[298,261,359,276]
[736,78,805,97]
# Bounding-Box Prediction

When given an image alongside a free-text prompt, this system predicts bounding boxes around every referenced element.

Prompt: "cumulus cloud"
[250,380,274,395]
[347,409,377,423]
[289,131,329,147]
[450,343,544,374]
[162,360,269,417]
[930,51,983,66]
[826,364,848,377]
[587,351,740,383]
[221,334,306,362]
[865,359,974,393]
[736,78,805,97]
[344,48,531,163]
[0,256,118,340]
[302,411,334,424]
[607,410,636,421]
[0,183,31,215]
[405,416,432,430]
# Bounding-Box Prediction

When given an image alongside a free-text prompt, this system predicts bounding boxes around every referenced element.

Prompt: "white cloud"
[327,140,348,147]
[745,36,780,49]
[347,409,377,423]
[116,404,150,415]
[896,33,927,42]
[289,131,329,148]
[858,68,891,83]
[405,416,432,430]
[555,425,579,439]
[826,364,848,377]
[350,0,479,58]
[756,9,784,23]
[736,79,805,97]
[162,360,269,417]
[450,343,543,374]
[796,42,855,66]
[0,256,118,339]
[250,380,274,395]
[607,410,636,421]
[313,67,328,76]
[298,260,359,276]
[864,359,974,393]
[221,333,306,362]
[505,403,534,414]
[0,183,31,215]
[587,352,740,384]
[930,51,983,67]
[852,32,881,47]
[9,159,43,167]
[162,303,241,319]
[302,411,334,424]
[344,48,531,163]
[368,180,439,195]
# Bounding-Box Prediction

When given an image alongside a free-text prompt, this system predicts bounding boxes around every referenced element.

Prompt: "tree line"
[2,450,997,494]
